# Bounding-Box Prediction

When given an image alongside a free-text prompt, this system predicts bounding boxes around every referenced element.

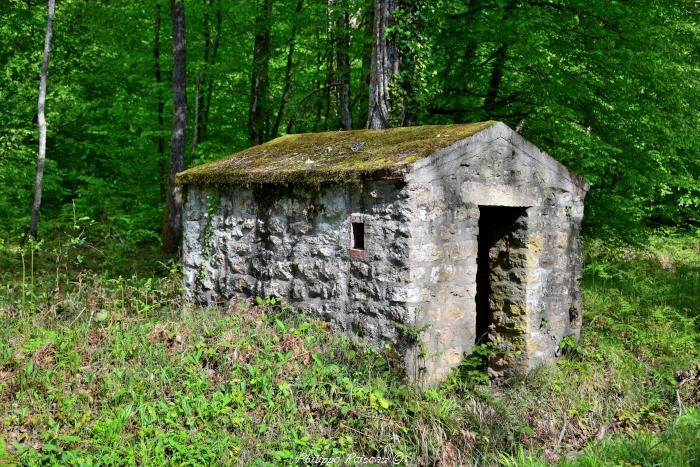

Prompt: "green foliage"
[0,0,699,463]
[443,343,493,390]
[421,0,700,235]
[0,231,698,464]
[1,0,698,239]
[565,409,700,467]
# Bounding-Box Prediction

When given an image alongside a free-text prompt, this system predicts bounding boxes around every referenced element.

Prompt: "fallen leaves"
[147,323,185,351]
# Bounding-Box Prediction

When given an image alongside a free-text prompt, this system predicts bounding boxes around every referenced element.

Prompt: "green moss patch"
[176,122,495,186]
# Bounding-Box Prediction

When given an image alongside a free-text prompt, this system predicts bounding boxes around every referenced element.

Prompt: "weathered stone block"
[444,303,466,321]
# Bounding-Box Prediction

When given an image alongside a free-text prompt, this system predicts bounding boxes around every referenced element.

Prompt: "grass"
[0,226,698,465]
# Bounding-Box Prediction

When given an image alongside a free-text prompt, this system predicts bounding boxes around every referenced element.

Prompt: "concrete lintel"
[460,182,537,207]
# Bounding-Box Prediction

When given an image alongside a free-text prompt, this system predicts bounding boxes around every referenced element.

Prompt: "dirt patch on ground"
[676,363,700,407]
[147,323,186,351]
[31,343,56,369]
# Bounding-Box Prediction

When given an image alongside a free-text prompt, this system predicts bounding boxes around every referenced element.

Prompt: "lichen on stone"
[176,122,495,186]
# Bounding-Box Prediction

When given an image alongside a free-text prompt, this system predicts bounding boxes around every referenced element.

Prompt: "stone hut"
[177,121,589,384]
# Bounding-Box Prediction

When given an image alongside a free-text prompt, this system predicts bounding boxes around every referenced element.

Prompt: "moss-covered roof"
[176,121,496,186]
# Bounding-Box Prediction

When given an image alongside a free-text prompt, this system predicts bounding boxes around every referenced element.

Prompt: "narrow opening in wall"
[475,206,528,354]
[351,222,365,250]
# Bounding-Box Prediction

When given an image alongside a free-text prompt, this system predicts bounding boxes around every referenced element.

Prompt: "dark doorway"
[475,206,527,347]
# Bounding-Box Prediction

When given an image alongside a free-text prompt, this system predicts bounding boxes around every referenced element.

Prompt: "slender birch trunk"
[28,0,55,238]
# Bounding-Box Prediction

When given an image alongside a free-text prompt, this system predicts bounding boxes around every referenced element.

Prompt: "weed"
[0,230,697,465]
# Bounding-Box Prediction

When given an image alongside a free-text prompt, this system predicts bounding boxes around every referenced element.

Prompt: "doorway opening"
[475,206,528,371]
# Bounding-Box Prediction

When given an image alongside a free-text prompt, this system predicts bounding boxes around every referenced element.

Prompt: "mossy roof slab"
[176,121,496,185]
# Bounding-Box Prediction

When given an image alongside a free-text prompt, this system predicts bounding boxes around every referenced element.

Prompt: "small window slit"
[352,222,365,250]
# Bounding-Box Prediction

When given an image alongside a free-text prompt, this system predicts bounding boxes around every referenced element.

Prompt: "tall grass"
[0,228,698,465]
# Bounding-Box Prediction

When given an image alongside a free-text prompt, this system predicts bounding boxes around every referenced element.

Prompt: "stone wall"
[181,123,587,386]
[397,178,481,383]
[182,181,414,350]
[403,123,587,384]
[478,206,529,379]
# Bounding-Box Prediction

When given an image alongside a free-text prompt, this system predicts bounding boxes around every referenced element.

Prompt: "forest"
[0,0,699,465]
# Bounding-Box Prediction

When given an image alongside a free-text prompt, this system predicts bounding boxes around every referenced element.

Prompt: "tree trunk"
[323,44,333,131]
[202,0,222,139]
[399,65,417,126]
[191,71,200,157]
[198,0,210,142]
[162,0,187,254]
[336,3,352,130]
[357,5,373,128]
[366,0,399,129]
[272,0,303,137]
[312,20,323,132]
[154,2,166,201]
[398,0,420,126]
[482,44,507,111]
[482,0,517,112]
[198,0,212,141]
[249,0,273,145]
[28,0,55,239]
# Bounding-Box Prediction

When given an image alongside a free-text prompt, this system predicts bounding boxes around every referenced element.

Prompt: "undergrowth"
[0,227,698,465]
